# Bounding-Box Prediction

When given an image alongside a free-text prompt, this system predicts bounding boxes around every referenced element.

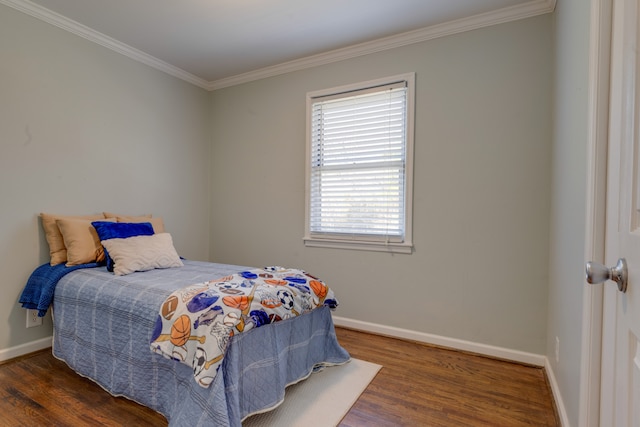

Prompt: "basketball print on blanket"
[150,266,338,387]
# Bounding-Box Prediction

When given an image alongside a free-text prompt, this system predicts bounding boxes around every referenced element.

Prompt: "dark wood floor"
[335,328,558,426]
[0,327,558,426]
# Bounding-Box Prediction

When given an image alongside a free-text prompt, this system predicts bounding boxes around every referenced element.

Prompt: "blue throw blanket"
[20,262,99,317]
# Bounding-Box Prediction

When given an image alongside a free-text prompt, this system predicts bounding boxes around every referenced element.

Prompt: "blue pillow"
[92,221,155,272]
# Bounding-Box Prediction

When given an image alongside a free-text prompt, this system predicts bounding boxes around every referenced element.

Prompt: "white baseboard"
[332,315,546,366]
[0,336,52,363]
[545,358,571,426]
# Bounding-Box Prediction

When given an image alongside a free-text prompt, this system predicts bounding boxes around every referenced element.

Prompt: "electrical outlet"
[26,309,42,328]
[555,336,560,363]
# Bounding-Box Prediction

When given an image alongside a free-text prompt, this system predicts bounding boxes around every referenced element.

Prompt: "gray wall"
[547,0,592,425]
[209,15,553,354]
[0,4,212,350]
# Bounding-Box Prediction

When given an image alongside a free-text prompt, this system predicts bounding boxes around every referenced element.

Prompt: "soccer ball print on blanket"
[150,267,338,387]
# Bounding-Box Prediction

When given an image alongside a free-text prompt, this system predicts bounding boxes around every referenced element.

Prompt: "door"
[600,0,640,424]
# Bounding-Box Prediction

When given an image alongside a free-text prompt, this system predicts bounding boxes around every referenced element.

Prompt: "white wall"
[0,4,212,352]
[209,16,553,354]
[547,0,592,425]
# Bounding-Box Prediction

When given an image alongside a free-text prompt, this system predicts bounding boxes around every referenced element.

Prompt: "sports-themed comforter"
[150,267,337,387]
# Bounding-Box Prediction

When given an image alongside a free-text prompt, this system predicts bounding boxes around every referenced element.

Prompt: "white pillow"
[101,233,183,276]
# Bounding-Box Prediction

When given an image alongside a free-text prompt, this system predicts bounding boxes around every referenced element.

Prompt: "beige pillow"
[144,217,165,233]
[56,217,116,266]
[101,233,183,276]
[102,213,165,233]
[120,216,165,233]
[40,213,105,265]
[103,213,152,220]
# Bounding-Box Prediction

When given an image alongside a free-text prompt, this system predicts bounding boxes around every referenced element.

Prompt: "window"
[304,73,415,253]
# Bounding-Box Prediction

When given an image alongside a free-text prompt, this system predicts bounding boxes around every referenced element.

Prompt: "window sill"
[303,237,413,254]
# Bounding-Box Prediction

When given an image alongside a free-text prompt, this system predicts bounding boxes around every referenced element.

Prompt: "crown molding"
[0,0,211,89]
[1,0,555,92]
[208,0,556,90]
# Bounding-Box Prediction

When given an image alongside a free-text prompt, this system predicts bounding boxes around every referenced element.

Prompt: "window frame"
[303,72,415,254]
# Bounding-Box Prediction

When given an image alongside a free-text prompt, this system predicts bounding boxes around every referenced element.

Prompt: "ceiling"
[4,0,555,89]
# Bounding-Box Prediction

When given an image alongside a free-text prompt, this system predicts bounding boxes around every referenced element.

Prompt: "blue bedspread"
[19,262,99,317]
[51,260,350,426]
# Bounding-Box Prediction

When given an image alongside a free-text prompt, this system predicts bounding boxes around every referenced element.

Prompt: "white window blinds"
[309,81,408,242]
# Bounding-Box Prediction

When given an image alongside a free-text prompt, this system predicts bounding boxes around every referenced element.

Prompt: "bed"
[19,214,349,425]
[23,260,349,426]
[22,258,349,426]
